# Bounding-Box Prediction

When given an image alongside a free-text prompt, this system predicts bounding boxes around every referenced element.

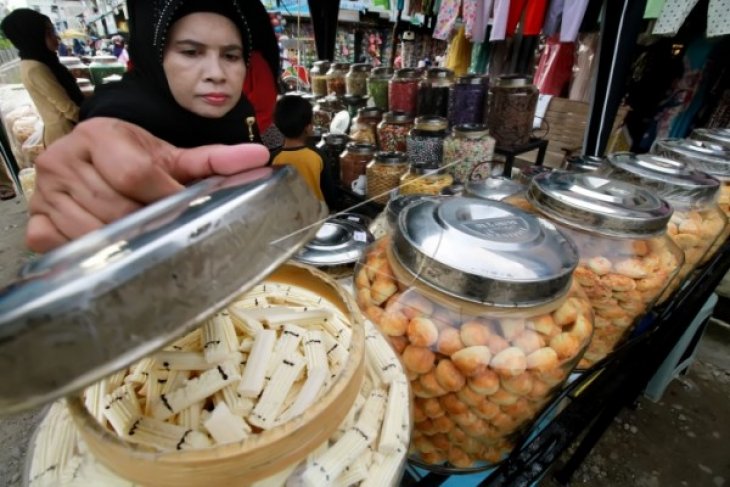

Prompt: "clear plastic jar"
[527,172,683,368]
[88,55,125,85]
[399,163,454,196]
[443,124,497,184]
[60,56,91,81]
[326,62,350,97]
[378,111,414,153]
[350,107,382,145]
[317,133,351,185]
[407,116,448,167]
[601,153,727,279]
[448,75,488,127]
[340,142,376,187]
[313,96,346,130]
[367,151,409,204]
[418,68,454,118]
[354,197,592,469]
[389,68,421,116]
[487,76,538,148]
[346,63,371,96]
[310,60,331,97]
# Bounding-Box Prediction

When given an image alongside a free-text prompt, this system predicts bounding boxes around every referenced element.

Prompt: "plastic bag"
[533,35,575,97]
[21,119,45,168]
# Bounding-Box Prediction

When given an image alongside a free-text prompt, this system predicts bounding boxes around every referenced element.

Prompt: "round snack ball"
[420,371,448,397]
[432,415,455,434]
[511,329,545,355]
[371,277,398,305]
[468,369,500,395]
[408,316,440,347]
[475,398,501,421]
[440,393,469,415]
[460,320,493,347]
[380,309,409,336]
[388,335,409,354]
[403,345,436,374]
[526,378,552,400]
[553,297,581,326]
[501,397,532,420]
[437,327,465,356]
[498,318,525,341]
[549,333,580,360]
[528,314,561,338]
[489,387,519,406]
[448,446,473,468]
[526,347,559,372]
[423,397,445,419]
[491,347,527,377]
[435,359,467,392]
[401,292,435,320]
[451,409,479,427]
[501,372,534,396]
[451,346,492,376]
[456,384,485,407]
[413,400,428,422]
[431,432,451,450]
[487,334,511,355]
[421,450,447,465]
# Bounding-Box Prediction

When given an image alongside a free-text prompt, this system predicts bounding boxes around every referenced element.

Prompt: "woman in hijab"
[1,9,84,147]
[81,0,280,148]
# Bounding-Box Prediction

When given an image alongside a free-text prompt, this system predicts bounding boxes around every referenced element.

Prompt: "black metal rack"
[400,241,730,486]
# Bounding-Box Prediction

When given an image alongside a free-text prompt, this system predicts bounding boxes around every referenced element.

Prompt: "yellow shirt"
[272,146,325,201]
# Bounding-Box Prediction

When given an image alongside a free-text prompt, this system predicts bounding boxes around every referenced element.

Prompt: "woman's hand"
[27,117,270,253]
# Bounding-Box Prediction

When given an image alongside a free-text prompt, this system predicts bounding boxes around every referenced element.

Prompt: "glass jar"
[601,153,727,278]
[487,76,539,148]
[346,63,371,96]
[60,56,91,81]
[326,62,350,97]
[399,163,454,196]
[448,75,488,127]
[691,128,730,149]
[317,133,351,185]
[313,96,346,130]
[350,107,382,145]
[527,172,683,368]
[418,68,454,118]
[343,94,369,120]
[378,111,414,153]
[310,60,331,97]
[367,151,409,204]
[368,67,394,112]
[354,197,592,470]
[88,55,125,85]
[443,124,497,184]
[407,116,448,166]
[340,142,376,187]
[389,68,421,116]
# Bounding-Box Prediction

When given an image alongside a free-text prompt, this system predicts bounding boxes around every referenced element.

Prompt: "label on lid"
[463,216,531,242]
[354,231,368,242]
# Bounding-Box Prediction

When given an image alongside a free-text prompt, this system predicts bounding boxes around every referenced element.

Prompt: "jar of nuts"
[527,172,683,368]
[367,151,409,205]
[354,197,593,470]
[378,111,414,153]
[326,62,350,97]
[310,60,331,97]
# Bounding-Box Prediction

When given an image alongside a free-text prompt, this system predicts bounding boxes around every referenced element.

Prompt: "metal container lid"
[527,172,673,238]
[375,151,408,164]
[414,115,448,132]
[394,68,421,80]
[392,197,578,306]
[465,177,526,201]
[426,68,454,80]
[517,166,553,185]
[454,123,490,139]
[563,154,604,173]
[357,107,383,119]
[345,142,377,155]
[384,111,414,124]
[349,63,372,73]
[604,153,720,208]
[315,96,345,111]
[343,94,368,106]
[653,139,730,181]
[329,62,351,71]
[324,133,351,146]
[386,195,442,230]
[441,184,465,196]
[455,74,487,85]
[331,212,372,227]
[691,128,730,148]
[311,60,331,71]
[295,218,373,267]
[0,167,326,414]
[370,67,394,78]
[493,75,531,88]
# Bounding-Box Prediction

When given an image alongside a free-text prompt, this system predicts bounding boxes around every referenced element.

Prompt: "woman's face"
[45,21,59,52]
[163,12,246,118]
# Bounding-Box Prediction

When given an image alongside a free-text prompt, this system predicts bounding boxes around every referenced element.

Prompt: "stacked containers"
[448,75,488,127]
[418,68,454,118]
[389,69,422,116]
[443,124,497,184]
[487,76,538,148]
[367,151,409,204]
[354,197,593,469]
[326,62,350,97]
[600,153,727,296]
[346,63,371,96]
[369,67,394,112]
[527,172,683,368]
[310,60,331,97]
[407,116,449,167]
[378,111,415,153]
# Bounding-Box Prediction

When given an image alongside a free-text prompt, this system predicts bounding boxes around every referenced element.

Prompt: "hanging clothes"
[568,32,599,102]
[471,0,494,42]
[708,0,730,37]
[489,0,512,41]
[533,35,575,96]
[463,0,479,38]
[470,39,492,73]
[433,0,461,40]
[653,0,700,36]
[444,25,473,76]
[506,0,548,37]
[543,0,591,42]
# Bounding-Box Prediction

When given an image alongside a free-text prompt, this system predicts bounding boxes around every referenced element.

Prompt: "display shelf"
[400,240,730,486]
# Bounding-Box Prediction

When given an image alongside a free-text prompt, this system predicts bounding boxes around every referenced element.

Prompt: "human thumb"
[164,143,270,184]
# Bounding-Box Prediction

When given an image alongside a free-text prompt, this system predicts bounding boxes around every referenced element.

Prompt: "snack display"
[407,116,448,167]
[527,172,683,367]
[389,69,421,116]
[417,68,454,118]
[341,142,376,187]
[350,107,382,145]
[378,111,414,153]
[346,63,371,96]
[601,153,727,293]
[487,76,538,148]
[368,67,394,112]
[443,124,497,183]
[367,151,409,204]
[326,62,350,97]
[354,197,592,470]
[310,60,331,97]
[447,75,488,127]
[399,163,454,196]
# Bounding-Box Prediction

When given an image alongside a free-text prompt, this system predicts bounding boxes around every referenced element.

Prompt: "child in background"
[272,95,335,205]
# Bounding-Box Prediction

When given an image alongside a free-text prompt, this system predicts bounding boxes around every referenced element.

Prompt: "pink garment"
[434,0,462,40]
[472,0,495,42]
[463,0,479,38]
[490,0,512,41]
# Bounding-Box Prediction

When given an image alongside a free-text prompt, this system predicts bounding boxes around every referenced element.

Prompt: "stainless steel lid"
[426,68,454,80]
[357,107,382,119]
[350,63,372,73]
[604,152,720,208]
[345,142,377,155]
[414,116,448,132]
[394,68,421,80]
[455,74,487,85]
[312,60,331,71]
[518,166,553,185]
[324,133,351,146]
[295,218,373,267]
[343,94,368,105]
[329,62,350,71]
[385,111,414,124]
[653,139,730,181]
[375,151,408,164]
[386,195,443,229]
[493,75,531,88]
[465,177,526,201]
[563,155,604,173]
[332,212,372,227]
[370,67,394,78]
[691,128,730,148]
[441,184,465,196]
[0,167,325,414]
[454,123,489,139]
[527,172,673,238]
[392,197,578,306]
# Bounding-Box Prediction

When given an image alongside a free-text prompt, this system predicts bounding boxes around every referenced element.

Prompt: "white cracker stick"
[355,389,387,440]
[143,370,165,416]
[239,337,254,353]
[303,330,328,371]
[365,329,400,384]
[30,403,76,486]
[322,331,347,371]
[238,328,276,397]
[103,384,143,436]
[217,384,255,416]
[177,401,203,430]
[151,359,240,420]
[59,455,84,485]
[265,324,306,378]
[84,379,107,424]
[249,353,305,429]
[332,453,370,487]
[318,315,351,349]
[301,425,372,486]
[202,313,239,363]
[228,305,265,336]
[360,453,403,487]
[166,329,203,352]
[161,370,189,394]
[126,417,211,451]
[378,379,408,455]
[279,367,328,422]
[204,402,251,444]
[124,358,156,385]
[106,370,127,393]
[245,307,332,326]
[156,351,233,371]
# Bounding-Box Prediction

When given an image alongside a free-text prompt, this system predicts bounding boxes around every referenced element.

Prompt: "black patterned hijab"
[81,0,278,147]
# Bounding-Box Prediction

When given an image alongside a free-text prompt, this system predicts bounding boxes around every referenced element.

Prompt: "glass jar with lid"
[326,62,350,97]
[368,67,394,112]
[354,197,593,469]
[60,56,91,81]
[313,96,346,130]
[340,142,376,187]
[378,111,414,153]
[407,116,448,166]
[448,75,488,127]
[310,60,331,97]
[89,55,125,86]
[417,68,454,118]
[527,172,683,368]
[317,133,351,185]
[366,151,409,204]
[443,124,497,184]
[487,76,538,148]
[350,107,382,145]
[399,162,454,196]
[346,63,371,96]
[389,68,421,116]
[601,153,727,277]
